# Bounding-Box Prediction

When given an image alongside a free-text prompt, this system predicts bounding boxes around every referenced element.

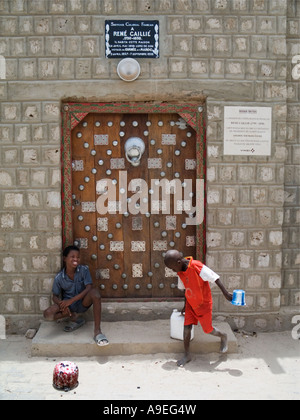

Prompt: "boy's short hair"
[63,245,80,258]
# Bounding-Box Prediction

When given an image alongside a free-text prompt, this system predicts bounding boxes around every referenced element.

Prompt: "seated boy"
[164,250,232,367]
[44,245,109,346]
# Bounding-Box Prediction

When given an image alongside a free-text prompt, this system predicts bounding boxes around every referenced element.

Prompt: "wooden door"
[71,112,197,298]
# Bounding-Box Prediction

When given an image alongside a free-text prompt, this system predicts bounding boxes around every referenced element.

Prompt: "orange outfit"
[177,257,219,334]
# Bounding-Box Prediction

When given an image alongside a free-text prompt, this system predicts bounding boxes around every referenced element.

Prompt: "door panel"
[71,112,197,298]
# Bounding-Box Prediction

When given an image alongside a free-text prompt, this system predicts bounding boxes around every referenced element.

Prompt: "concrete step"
[31,320,237,357]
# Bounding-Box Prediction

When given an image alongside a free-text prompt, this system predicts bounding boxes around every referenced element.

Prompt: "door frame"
[61,101,207,264]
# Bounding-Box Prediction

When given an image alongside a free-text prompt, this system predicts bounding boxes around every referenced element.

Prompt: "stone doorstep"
[31,320,237,357]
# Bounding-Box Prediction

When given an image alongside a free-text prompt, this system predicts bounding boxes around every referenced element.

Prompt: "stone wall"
[281,0,300,328]
[0,0,299,333]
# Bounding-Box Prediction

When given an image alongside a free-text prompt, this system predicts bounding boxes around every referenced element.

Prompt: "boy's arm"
[59,284,92,310]
[52,293,71,317]
[181,297,186,315]
[215,279,233,302]
[52,294,61,306]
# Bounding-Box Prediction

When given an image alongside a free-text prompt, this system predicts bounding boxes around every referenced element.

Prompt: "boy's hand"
[61,307,72,317]
[225,292,233,302]
[59,299,73,316]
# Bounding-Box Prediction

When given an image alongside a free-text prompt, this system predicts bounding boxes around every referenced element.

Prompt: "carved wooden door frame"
[61,102,207,264]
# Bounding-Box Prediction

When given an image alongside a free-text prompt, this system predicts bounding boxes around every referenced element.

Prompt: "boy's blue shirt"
[52,265,92,300]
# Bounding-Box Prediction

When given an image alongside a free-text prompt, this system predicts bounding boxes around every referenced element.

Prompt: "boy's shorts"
[184,299,214,334]
[68,299,91,314]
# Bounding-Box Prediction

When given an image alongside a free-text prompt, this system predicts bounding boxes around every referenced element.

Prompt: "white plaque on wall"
[224,106,272,156]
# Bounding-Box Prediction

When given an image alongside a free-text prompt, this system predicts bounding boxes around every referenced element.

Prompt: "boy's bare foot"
[220,333,228,353]
[177,354,192,367]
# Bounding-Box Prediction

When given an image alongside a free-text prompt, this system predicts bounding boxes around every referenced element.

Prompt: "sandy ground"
[0,330,299,401]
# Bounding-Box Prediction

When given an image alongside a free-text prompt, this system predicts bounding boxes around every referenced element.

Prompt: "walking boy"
[164,250,232,367]
[44,245,109,346]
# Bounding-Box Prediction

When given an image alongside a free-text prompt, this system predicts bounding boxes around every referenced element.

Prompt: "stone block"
[75,58,92,78]
[188,59,209,78]
[46,191,61,209]
[224,187,239,205]
[46,235,62,250]
[136,0,153,13]
[103,0,118,14]
[219,165,236,181]
[238,165,256,183]
[257,166,275,182]
[237,209,255,226]
[207,145,221,159]
[228,231,245,247]
[28,37,44,56]
[34,16,51,34]
[218,209,233,226]
[205,17,223,32]
[238,252,253,269]
[53,16,75,34]
[251,35,267,57]
[20,213,31,229]
[0,170,13,186]
[23,103,41,122]
[256,252,271,268]
[233,36,250,56]
[1,213,15,229]
[252,187,267,204]
[82,37,100,56]
[2,296,18,313]
[269,231,283,247]
[38,58,58,79]
[269,36,287,57]
[186,17,203,32]
[20,297,35,313]
[23,148,39,164]
[59,58,75,79]
[207,188,221,204]
[207,231,223,248]
[27,192,41,208]
[0,125,12,143]
[25,328,37,339]
[224,16,238,32]
[268,275,282,289]
[210,59,225,77]
[173,35,192,56]
[240,17,256,33]
[2,103,21,122]
[36,214,48,230]
[45,37,65,56]
[32,124,48,142]
[3,148,18,165]
[66,37,82,56]
[220,253,236,270]
[249,230,265,247]
[3,257,16,273]
[226,60,245,78]
[42,103,60,122]
[17,169,29,186]
[32,255,48,271]
[4,193,23,208]
[213,36,232,56]
[15,125,30,143]
[257,294,271,310]
[247,274,263,289]
[0,16,18,35]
